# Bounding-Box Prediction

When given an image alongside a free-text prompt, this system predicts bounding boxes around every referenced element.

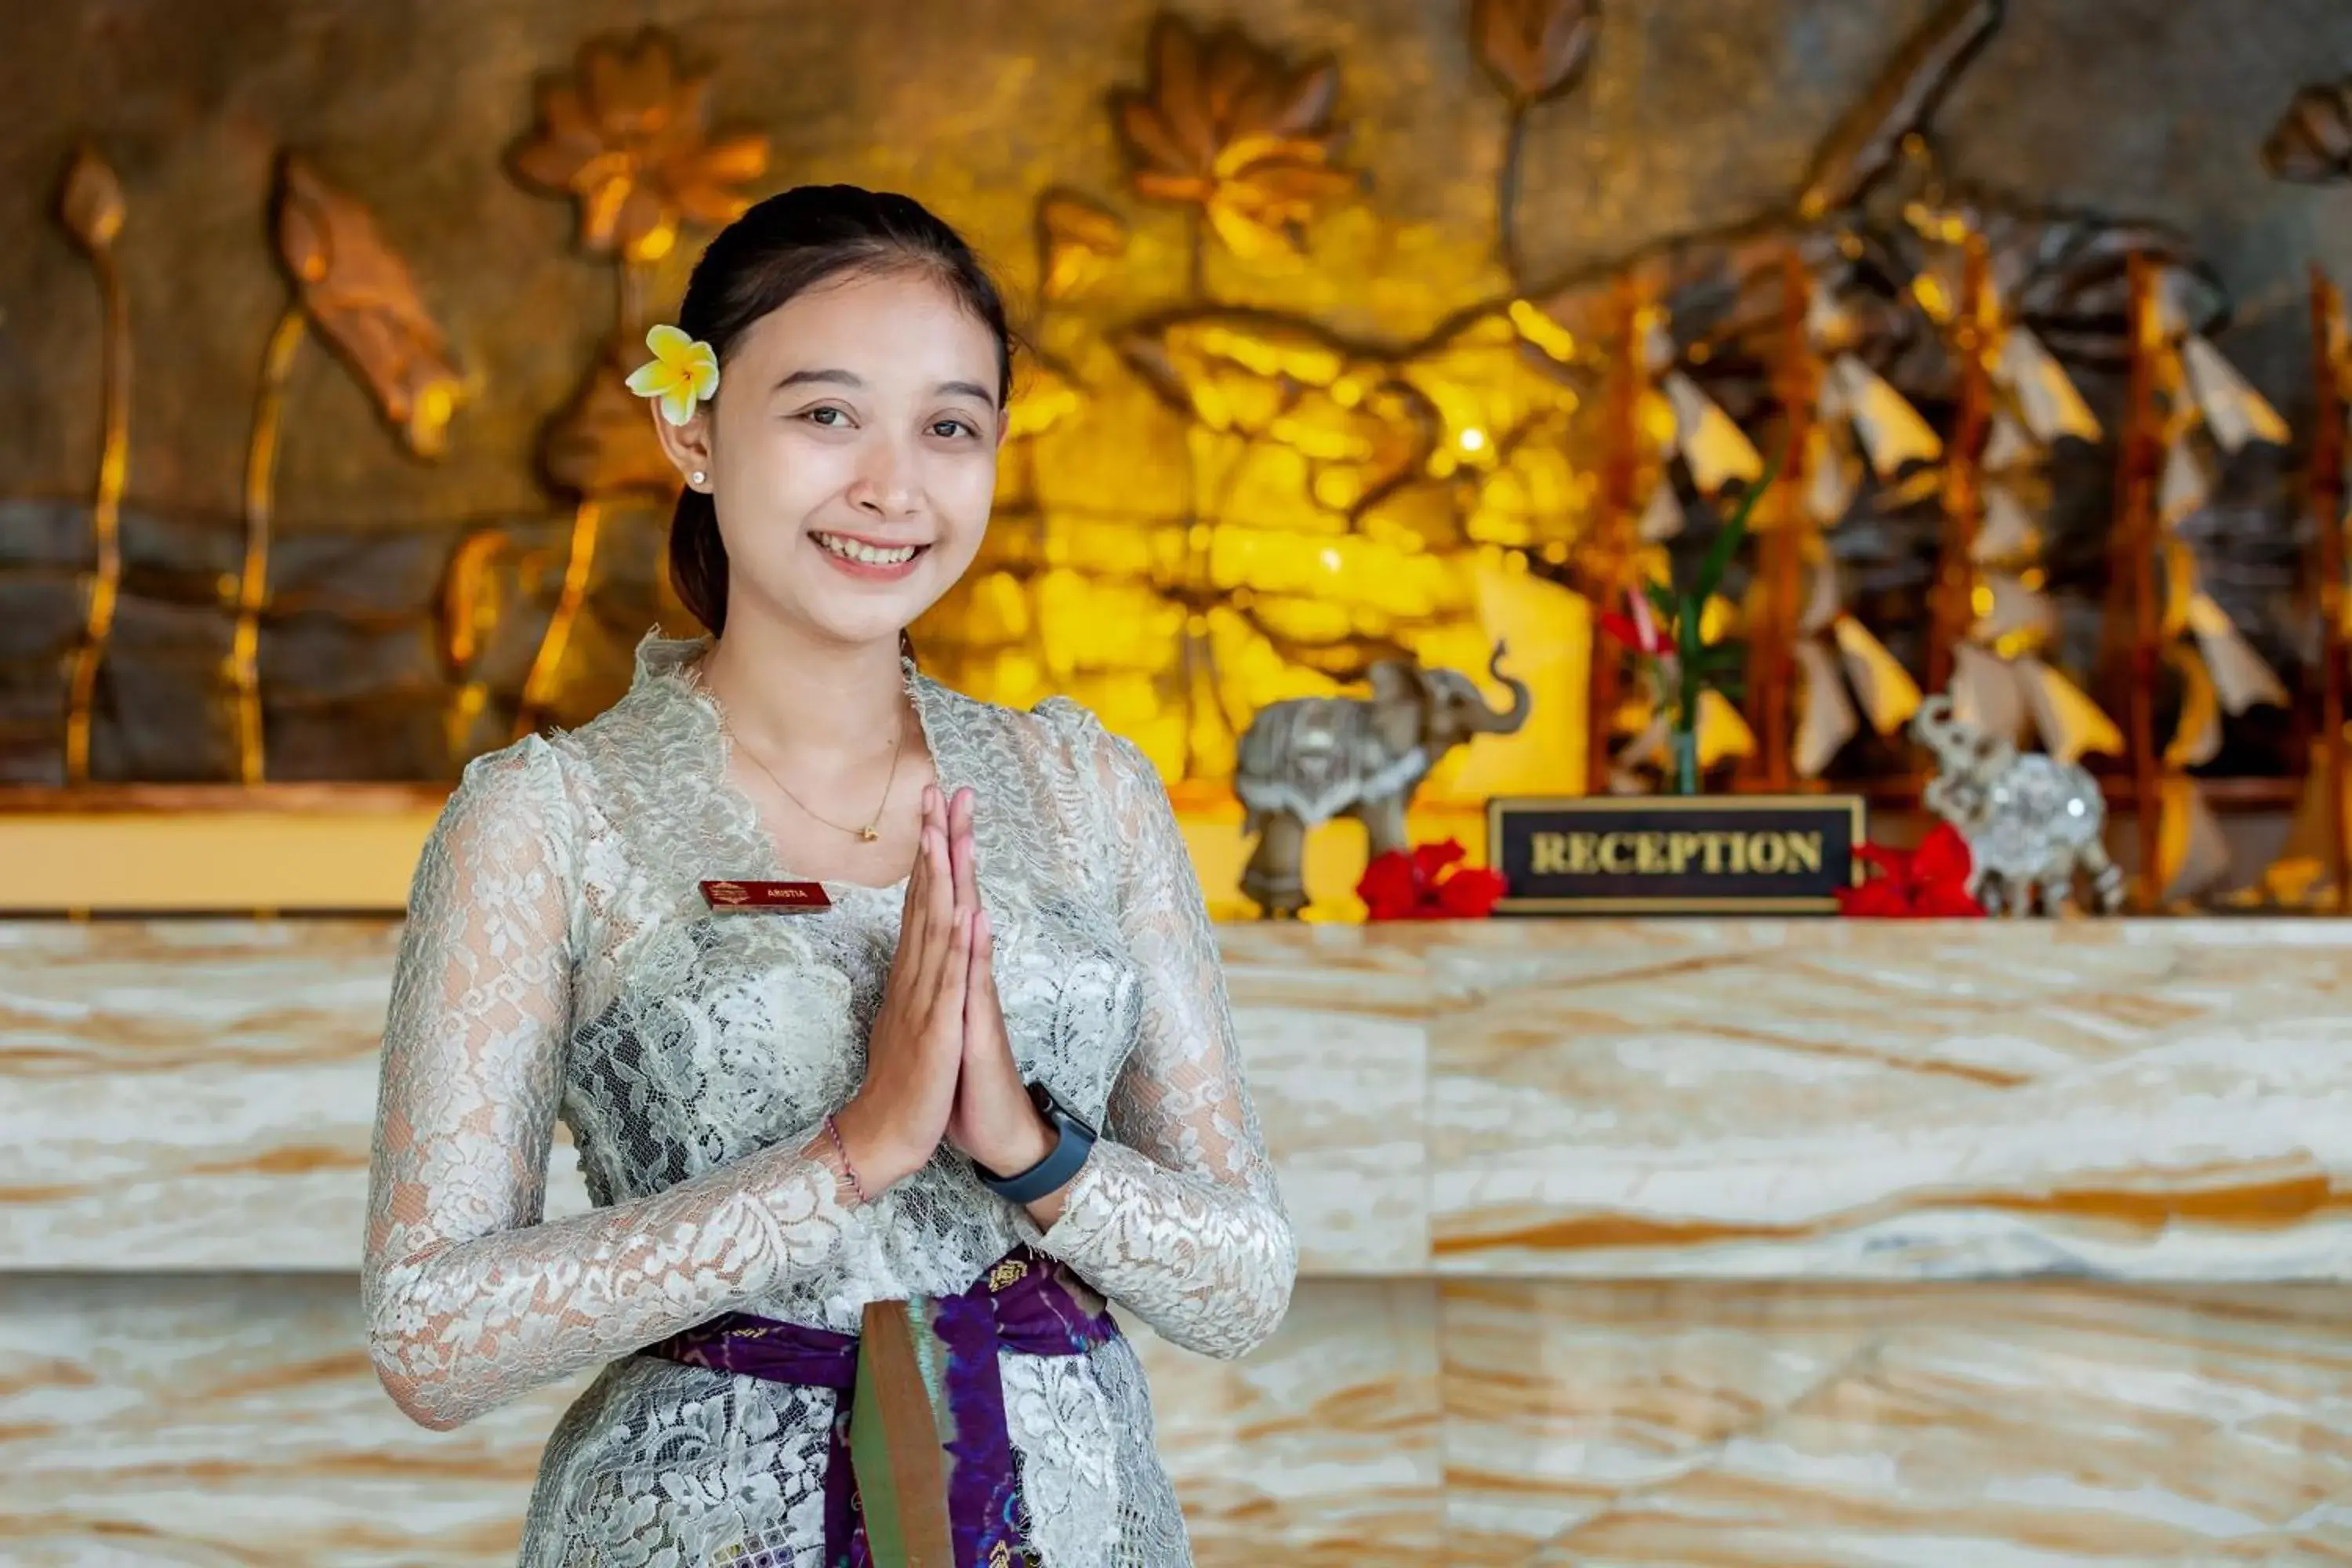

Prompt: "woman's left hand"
[939,786,1071,1223]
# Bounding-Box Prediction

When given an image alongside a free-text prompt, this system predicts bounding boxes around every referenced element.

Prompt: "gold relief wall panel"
[2,0,2348,794]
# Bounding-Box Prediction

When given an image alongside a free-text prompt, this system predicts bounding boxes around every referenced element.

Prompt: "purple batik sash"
[638,1247,1118,1568]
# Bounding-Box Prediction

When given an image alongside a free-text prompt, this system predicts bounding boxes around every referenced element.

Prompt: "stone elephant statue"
[1232,642,1531,919]
[1910,693,2123,916]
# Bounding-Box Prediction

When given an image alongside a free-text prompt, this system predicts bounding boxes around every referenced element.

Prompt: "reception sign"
[1486,794,1866,914]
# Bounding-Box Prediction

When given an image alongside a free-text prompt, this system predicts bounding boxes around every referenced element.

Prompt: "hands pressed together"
[822,784,1069,1222]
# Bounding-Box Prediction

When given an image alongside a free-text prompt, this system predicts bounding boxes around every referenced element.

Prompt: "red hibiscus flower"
[1835,823,1984,917]
[1356,849,1423,920]
[1357,838,1508,920]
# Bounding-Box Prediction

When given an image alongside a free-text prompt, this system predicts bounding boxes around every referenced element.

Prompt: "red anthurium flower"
[1358,838,1508,920]
[1595,611,1643,648]
[1835,823,1984,918]
[1597,586,1670,656]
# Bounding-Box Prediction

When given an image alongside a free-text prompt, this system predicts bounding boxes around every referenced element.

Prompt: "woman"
[362,185,1295,1568]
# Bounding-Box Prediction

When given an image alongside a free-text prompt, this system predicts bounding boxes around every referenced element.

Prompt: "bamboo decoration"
[2113,256,2167,906]
[1585,274,1646,794]
[2309,268,2349,913]
[1588,278,1765,792]
[2258,271,2352,910]
[1748,252,1817,790]
[1905,211,2119,766]
[1754,252,1930,783]
[1927,235,1992,696]
[2108,256,2293,906]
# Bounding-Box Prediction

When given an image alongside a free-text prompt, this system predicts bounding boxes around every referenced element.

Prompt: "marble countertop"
[2,916,2344,1280]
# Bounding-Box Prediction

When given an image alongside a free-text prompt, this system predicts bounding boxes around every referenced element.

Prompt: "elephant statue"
[1910,694,2123,916]
[1232,642,1531,919]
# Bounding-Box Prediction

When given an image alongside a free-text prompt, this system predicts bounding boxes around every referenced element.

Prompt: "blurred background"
[3,0,2350,915]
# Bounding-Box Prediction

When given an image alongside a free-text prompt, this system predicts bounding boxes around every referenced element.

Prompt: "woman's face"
[673,267,1004,649]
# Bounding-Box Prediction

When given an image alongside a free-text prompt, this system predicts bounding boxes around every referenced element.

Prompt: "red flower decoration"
[1356,850,1423,920]
[1357,838,1508,920]
[1835,823,1984,918]
[1595,586,1669,656]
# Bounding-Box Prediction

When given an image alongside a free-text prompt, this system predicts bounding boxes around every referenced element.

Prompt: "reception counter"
[3,916,2348,1563]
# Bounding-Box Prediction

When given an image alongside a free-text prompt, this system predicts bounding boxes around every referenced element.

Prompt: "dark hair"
[666,185,1015,637]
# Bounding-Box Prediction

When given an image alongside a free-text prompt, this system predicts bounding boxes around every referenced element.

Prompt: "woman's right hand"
[828,785,972,1196]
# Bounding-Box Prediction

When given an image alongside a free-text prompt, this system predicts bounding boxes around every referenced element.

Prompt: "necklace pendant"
[857,826,880,843]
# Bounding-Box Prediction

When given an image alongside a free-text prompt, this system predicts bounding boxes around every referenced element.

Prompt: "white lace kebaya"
[361,632,1297,1567]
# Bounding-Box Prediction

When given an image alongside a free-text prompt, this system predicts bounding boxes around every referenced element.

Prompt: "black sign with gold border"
[1485,794,1866,914]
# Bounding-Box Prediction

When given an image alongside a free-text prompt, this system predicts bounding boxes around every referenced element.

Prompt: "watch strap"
[977,1094,1096,1204]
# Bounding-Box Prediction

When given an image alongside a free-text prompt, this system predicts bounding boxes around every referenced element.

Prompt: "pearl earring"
[690,470,706,486]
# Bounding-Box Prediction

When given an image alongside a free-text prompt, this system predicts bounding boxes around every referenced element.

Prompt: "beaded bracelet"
[822,1112,870,1207]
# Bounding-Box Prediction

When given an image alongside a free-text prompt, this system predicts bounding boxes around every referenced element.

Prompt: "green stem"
[1673,663,1704,796]
[1670,727,1700,797]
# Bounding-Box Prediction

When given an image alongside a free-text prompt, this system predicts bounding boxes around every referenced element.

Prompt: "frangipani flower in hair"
[626,323,720,426]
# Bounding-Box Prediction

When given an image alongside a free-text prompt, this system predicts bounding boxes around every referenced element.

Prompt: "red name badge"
[699,879,833,913]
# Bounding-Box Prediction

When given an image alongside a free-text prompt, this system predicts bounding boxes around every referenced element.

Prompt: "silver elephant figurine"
[1910,694,2123,916]
[1232,642,1531,919]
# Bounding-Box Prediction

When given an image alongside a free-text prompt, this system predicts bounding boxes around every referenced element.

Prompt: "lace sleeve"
[362,737,858,1430]
[1025,707,1298,1359]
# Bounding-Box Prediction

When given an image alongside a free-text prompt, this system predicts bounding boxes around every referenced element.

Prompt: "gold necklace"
[735,724,905,843]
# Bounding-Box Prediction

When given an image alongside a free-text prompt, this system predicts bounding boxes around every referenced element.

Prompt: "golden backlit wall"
[3,0,2350,803]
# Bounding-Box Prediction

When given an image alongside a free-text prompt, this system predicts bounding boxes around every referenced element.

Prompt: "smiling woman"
[361,184,1295,1568]
[652,187,1014,649]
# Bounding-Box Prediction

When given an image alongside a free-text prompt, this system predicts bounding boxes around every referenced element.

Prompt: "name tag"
[699,879,833,913]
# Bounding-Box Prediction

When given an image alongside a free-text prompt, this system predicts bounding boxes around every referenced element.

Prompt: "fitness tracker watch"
[975,1081,1098,1204]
